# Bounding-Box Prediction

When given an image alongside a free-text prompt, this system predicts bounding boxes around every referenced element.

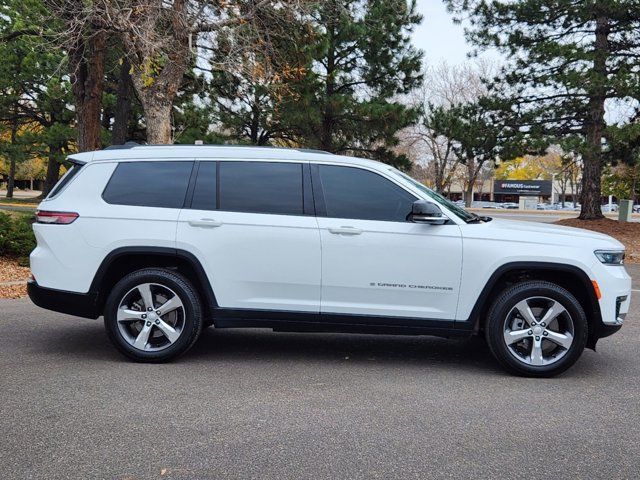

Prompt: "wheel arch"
[90,247,217,318]
[467,262,601,348]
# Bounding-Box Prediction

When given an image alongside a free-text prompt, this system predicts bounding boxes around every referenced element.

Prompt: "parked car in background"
[556,203,580,211]
[501,202,519,209]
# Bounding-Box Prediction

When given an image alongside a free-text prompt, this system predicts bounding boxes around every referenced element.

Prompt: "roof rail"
[296,148,333,155]
[105,141,140,150]
[104,142,333,155]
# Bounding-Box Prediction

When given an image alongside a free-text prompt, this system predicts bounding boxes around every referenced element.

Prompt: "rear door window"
[218,161,303,215]
[103,161,194,208]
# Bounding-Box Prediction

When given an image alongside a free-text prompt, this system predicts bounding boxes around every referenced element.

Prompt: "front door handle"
[328,226,362,235]
[188,218,223,228]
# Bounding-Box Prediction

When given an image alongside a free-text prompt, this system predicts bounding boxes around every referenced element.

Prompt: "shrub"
[0,212,11,255]
[0,212,36,263]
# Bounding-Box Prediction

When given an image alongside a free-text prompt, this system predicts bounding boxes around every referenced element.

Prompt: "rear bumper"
[27,280,100,319]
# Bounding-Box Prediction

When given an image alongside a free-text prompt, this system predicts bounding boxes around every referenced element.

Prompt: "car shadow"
[40,319,502,373]
[198,327,491,361]
[39,321,599,377]
[192,327,505,373]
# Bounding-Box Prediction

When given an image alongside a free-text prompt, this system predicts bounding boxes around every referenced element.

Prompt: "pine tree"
[445,0,640,219]
[428,99,506,206]
[0,0,74,197]
[207,4,312,146]
[284,0,423,167]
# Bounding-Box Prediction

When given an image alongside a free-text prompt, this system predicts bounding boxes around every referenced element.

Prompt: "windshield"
[390,168,477,222]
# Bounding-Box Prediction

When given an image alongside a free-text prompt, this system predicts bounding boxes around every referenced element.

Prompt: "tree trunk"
[580,148,603,218]
[434,164,444,193]
[70,30,107,152]
[464,182,474,207]
[142,98,173,144]
[128,39,190,145]
[6,158,16,199]
[464,159,477,207]
[320,18,336,152]
[578,14,608,220]
[112,57,133,145]
[6,120,18,199]
[42,145,62,197]
[248,95,261,145]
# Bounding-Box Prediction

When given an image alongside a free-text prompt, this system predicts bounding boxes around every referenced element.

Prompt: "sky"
[411,1,477,67]
[409,1,635,124]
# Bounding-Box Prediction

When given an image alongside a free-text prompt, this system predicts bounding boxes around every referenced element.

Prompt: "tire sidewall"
[486,282,588,377]
[104,269,202,362]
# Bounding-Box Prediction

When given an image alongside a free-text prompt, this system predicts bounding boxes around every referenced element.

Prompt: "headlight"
[594,250,625,265]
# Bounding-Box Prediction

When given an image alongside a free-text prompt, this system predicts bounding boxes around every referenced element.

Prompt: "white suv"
[28,145,631,376]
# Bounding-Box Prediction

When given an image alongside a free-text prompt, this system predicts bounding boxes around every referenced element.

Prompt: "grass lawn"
[1,210,35,220]
[0,196,40,205]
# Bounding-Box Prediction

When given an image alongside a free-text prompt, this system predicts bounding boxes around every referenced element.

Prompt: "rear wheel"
[485,281,588,377]
[104,268,203,362]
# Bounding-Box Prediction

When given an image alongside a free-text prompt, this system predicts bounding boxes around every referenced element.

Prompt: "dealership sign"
[493,180,552,195]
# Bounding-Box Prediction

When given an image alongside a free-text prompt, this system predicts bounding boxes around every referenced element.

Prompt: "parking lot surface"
[1,267,640,479]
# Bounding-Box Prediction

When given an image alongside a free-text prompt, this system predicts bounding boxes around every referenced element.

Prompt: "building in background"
[493,180,552,203]
[446,178,580,204]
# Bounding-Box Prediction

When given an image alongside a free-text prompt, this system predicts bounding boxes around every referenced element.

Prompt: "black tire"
[485,280,588,377]
[104,268,203,362]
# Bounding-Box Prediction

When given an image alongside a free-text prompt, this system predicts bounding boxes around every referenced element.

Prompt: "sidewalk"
[0,189,41,199]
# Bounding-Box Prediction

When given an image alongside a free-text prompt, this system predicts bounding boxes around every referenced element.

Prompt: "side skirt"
[212,307,472,338]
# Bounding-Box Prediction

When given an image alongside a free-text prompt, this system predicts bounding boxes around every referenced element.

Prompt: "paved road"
[1,270,640,479]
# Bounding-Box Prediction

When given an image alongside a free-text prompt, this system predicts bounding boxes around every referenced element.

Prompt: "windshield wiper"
[466,212,492,223]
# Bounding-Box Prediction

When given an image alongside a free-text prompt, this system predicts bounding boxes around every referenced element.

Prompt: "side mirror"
[409,200,447,225]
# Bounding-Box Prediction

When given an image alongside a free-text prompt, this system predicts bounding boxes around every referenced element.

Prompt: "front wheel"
[104,268,203,362]
[485,281,588,377]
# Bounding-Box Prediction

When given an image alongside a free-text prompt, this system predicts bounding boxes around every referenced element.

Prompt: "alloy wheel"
[503,296,575,366]
[116,283,186,352]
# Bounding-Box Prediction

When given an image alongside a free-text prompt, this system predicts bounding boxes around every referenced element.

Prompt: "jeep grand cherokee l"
[27,145,631,376]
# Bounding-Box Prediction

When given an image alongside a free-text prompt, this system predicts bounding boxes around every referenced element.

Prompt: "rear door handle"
[328,226,362,235]
[188,218,223,228]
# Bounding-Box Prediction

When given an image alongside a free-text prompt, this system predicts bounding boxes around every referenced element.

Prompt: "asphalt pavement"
[1,269,639,479]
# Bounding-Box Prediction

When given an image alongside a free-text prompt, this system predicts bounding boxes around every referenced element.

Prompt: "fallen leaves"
[0,257,30,299]
[0,284,26,299]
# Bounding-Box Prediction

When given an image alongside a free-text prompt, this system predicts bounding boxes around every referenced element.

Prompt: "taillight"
[35,210,79,224]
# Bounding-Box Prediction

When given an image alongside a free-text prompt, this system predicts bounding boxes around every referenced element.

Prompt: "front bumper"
[592,261,632,326]
[27,280,100,319]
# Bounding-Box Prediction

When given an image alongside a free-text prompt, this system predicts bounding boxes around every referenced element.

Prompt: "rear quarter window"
[47,164,83,198]
[102,161,194,208]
